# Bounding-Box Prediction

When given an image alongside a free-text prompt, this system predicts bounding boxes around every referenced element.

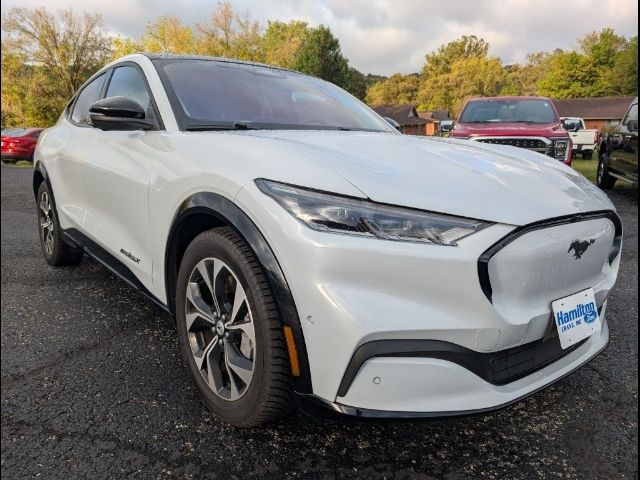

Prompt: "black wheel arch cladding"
[166,191,313,394]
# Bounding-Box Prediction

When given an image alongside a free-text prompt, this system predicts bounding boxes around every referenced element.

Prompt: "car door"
[610,101,638,180]
[76,64,163,293]
[49,73,108,229]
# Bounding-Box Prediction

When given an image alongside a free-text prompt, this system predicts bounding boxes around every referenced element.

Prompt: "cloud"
[1,0,637,74]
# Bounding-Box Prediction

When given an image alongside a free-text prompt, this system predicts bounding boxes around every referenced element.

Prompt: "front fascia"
[235,180,519,401]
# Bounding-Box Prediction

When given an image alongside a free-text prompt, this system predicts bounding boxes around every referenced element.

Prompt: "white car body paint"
[35,54,621,415]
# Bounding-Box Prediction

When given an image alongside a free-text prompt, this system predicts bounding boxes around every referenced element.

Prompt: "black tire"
[582,150,593,160]
[175,227,294,427]
[596,153,616,189]
[36,182,83,266]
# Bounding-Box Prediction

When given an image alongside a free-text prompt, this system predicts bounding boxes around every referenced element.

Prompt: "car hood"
[453,122,566,138]
[234,130,614,226]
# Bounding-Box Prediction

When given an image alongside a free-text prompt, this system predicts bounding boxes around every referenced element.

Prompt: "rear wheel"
[582,150,593,160]
[36,182,83,266]
[175,227,294,426]
[596,153,616,189]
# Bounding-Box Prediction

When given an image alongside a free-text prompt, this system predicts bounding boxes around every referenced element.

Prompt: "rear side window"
[106,66,155,120]
[71,73,106,126]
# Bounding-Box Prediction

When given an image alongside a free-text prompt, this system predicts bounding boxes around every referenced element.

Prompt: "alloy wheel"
[39,191,54,256]
[185,257,256,401]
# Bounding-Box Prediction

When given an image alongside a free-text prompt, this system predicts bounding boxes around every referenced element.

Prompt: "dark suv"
[597,97,638,189]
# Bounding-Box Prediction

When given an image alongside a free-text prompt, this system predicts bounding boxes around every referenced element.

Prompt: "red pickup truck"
[451,96,573,165]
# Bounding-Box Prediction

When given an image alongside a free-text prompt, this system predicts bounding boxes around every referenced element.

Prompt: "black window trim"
[66,61,165,131]
[66,70,109,128]
[621,101,638,129]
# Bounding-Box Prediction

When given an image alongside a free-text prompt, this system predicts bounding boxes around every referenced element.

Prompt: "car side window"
[71,73,106,126]
[623,104,638,127]
[106,66,156,122]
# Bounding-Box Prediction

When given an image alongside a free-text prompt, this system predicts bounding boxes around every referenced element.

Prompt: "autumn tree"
[141,16,196,54]
[2,7,112,97]
[261,20,310,68]
[366,74,420,105]
[1,7,112,127]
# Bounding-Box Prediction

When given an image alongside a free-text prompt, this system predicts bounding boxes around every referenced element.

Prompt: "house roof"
[371,104,428,126]
[417,110,451,122]
[552,96,636,120]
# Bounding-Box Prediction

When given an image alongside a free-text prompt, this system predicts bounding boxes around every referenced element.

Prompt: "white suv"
[34,54,622,426]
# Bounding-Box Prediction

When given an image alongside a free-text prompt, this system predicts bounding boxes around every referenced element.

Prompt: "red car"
[1,128,44,162]
[451,96,573,165]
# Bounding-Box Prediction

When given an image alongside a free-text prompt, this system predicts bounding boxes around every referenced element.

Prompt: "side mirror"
[383,117,401,131]
[89,96,154,131]
[440,120,454,133]
[627,119,638,133]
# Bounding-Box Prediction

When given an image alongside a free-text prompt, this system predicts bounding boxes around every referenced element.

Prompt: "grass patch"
[572,158,598,183]
[1,160,33,168]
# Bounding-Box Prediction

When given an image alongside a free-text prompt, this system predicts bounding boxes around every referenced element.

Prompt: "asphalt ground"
[1,165,637,479]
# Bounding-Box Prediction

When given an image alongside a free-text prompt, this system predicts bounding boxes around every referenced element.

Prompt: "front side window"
[106,66,155,120]
[154,59,393,132]
[71,73,106,126]
[459,99,558,124]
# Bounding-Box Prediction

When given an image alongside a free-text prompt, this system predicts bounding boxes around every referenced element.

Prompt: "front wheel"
[596,153,616,189]
[175,227,294,426]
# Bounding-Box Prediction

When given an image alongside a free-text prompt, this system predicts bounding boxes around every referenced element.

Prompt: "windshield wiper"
[186,122,258,131]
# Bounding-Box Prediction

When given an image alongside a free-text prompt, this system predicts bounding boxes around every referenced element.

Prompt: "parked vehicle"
[451,96,573,165]
[34,54,621,426]
[561,117,599,160]
[597,97,638,189]
[1,128,43,162]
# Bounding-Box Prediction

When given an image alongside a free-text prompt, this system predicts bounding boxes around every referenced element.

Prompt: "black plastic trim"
[165,192,313,393]
[63,228,170,313]
[478,210,622,302]
[304,330,609,419]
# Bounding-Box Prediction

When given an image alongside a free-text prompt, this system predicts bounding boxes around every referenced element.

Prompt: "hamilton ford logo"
[556,301,598,332]
[568,238,595,259]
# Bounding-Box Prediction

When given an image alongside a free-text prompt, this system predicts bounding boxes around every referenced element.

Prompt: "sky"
[1,0,638,75]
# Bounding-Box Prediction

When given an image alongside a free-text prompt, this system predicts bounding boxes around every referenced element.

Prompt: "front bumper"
[236,182,620,414]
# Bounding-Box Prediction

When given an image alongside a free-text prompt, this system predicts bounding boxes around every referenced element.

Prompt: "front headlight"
[553,138,570,160]
[256,179,492,246]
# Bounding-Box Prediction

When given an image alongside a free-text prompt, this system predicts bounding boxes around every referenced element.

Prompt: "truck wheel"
[596,153,616,189]
[582,151,593,160]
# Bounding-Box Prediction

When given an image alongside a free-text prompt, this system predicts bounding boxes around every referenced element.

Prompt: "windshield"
[154,59,393,132]
[459,99,558,124]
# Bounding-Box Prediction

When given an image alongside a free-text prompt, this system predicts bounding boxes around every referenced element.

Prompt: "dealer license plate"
[552,288,601,349]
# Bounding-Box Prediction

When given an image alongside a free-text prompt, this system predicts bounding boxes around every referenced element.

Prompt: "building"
[552,96,635,131]
[371,104,430,135]
[418,110,452,136]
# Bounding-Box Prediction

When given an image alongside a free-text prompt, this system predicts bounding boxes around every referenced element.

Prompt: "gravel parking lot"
[1,165,637,479]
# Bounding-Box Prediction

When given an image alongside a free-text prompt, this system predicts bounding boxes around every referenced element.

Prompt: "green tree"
[292,25,350,88]
[365,74,420,105]
[422,35,490,78]
[607,36,638,95]
[536,50,604,98]
[261,20,309,68]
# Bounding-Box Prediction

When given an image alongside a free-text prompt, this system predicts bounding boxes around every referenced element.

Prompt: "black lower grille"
[475,137,549,152]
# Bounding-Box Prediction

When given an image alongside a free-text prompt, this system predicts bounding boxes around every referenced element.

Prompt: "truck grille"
[474,137,549,153]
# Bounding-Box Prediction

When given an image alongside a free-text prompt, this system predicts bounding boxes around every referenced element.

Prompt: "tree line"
[1,4,637,128]
[367,31,638,116]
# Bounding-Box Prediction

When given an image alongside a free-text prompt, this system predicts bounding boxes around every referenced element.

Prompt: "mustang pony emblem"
[568,239,595,259]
